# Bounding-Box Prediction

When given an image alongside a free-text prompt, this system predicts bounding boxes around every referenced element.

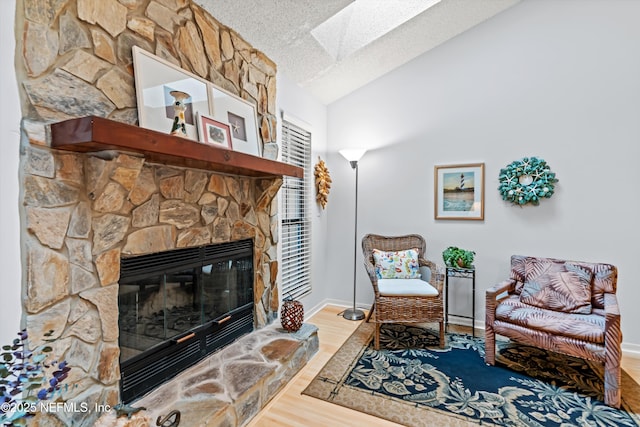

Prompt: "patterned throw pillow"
[520,260,593,314]
[372,248,421,279]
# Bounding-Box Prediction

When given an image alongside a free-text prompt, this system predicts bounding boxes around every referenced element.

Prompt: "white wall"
[276,73,330,316]
[0,0,23,345]
[326,0,640,349]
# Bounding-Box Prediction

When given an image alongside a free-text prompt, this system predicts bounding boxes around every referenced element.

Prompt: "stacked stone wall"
[19,0,277,143]
[15,0,281,424]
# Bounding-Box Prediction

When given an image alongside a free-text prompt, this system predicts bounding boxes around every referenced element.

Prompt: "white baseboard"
[622,343,640,359]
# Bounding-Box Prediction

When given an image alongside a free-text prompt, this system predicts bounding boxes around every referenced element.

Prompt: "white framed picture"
[210,85,261,156]
[132,46,212,141]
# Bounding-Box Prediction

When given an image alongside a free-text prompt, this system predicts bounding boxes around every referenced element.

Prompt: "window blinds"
[280,118,312,300]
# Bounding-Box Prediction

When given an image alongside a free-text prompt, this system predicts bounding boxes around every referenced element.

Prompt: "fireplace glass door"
[118,239,254,402]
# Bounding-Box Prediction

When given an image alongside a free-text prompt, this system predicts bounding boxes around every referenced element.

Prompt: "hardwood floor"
[247,305,640,427]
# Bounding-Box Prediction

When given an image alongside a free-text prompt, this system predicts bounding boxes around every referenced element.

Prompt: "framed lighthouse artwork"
[434,163,485,220]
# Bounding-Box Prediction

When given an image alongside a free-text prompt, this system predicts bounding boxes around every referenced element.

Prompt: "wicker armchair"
[362,234,445,349]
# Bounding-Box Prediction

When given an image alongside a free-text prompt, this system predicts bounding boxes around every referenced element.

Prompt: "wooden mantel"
[50,116,303,179]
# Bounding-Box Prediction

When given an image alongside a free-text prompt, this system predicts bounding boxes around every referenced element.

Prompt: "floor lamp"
[339,148,367,321]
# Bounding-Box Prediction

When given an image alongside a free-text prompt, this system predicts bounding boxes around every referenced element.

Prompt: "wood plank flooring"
[247,305,640,427]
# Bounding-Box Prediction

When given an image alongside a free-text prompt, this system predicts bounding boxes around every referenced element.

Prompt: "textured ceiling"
[196,0,520,104]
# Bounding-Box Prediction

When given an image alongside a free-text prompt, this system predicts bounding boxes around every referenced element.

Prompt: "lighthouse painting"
[443,171,475,211]
[435,163,485,220]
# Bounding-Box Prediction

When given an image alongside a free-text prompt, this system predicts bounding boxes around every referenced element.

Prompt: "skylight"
[311,0,442,61]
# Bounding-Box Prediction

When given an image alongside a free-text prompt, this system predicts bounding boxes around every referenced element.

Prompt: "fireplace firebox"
[118,239,254,403]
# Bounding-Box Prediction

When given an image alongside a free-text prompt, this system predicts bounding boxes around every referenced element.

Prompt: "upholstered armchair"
[485,255,621,408]
[362,234,445,350]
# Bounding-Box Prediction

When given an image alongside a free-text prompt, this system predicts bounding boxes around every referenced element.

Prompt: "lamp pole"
[339,149,367,321]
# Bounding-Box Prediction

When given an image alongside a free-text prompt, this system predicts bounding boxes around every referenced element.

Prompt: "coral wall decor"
[498,157,558,206]
[314,157,332,209]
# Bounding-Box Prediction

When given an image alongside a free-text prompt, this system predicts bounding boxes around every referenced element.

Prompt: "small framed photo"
[434,163,485,220]
[196,112,233,149]
[210,85,261,156]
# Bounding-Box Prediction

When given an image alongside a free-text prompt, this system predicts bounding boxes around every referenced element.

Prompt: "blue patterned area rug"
[303,322,640,426]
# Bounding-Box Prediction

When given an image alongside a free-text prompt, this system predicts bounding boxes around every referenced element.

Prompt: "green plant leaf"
[32,354,46,363]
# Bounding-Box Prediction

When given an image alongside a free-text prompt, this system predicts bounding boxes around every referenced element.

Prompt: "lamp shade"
[339,149,367,162]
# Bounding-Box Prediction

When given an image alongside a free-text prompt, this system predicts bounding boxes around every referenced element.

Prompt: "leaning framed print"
[132,46,212,141]
[196,112,233,149]
[434,163,485,220]
[209,85,261,156]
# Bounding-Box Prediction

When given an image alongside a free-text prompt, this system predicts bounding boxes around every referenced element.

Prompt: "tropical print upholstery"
[509,255,617,310]
[496,295,605,343]
[372,248,421,279]
[519,260,593,314]
[485,255,622,408]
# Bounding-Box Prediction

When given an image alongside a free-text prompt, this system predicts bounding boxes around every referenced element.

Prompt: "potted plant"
[442,246,475,269]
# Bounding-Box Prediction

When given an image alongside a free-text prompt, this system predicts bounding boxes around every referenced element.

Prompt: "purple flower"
[37,389,48,400]
[54,371,68,382]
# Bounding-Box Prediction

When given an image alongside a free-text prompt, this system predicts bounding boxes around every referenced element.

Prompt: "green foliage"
[497,157,558,206]
[0,330,71,426]
[442,246,475,269]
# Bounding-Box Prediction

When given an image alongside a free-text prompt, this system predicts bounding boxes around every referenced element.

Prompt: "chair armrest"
[419,258,443,293]
[363,259,380,294]
[604,292,620,317]
[486,279,516,300]
[486,279,516,336]
[603,292,622,343]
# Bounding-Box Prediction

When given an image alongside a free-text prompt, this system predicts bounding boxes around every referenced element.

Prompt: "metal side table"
[445,267,476,337]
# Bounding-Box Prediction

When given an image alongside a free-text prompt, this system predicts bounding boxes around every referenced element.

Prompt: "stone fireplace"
[118,238,256,403]
[22,145,285,423]
[14,0,315,425]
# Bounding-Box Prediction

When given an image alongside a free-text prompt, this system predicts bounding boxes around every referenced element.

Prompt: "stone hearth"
[95,324,318,427]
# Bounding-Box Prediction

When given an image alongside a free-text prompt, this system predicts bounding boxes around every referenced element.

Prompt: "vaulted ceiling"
[196,0,520,104]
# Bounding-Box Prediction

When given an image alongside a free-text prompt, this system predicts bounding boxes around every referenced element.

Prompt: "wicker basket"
[280,300,304,332]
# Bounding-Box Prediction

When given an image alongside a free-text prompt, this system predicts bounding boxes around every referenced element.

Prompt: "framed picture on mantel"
[196,112,233,149]
[209,85,261,157]
[434,163,485,220]
[132,46,212,141]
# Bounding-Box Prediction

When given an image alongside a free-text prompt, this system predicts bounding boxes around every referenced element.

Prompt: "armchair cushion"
[373,248,421,279]
[497,294,605,344]
[378,278,439,297]
[520,260,593,314]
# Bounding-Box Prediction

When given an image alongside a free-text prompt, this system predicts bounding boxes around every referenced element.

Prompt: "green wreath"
[498,157,558,206]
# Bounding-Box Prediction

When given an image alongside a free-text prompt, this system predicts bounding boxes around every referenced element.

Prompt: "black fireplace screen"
[118,239,254,403]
